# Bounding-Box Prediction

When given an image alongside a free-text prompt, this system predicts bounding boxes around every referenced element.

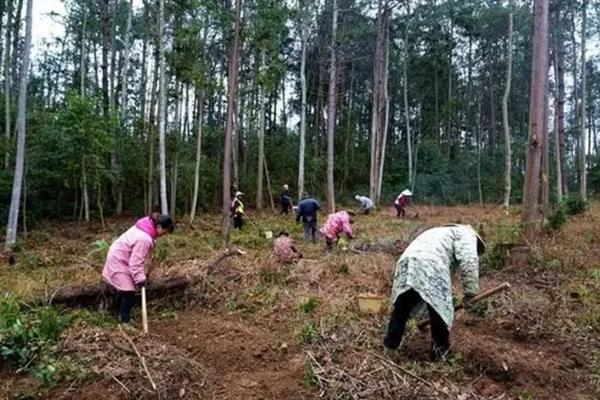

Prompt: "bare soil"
[1,204,599,399]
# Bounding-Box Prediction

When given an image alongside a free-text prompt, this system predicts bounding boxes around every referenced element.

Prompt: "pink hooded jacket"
[102,217,157,291]
[320,211,353,241]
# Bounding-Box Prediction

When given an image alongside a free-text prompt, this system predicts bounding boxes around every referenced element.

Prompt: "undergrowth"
[0,294,80,385]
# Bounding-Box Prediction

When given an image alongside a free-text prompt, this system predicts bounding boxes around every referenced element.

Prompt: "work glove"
[136,281,147,290]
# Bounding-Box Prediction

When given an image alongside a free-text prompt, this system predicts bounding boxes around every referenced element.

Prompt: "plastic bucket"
[356,293,386,314]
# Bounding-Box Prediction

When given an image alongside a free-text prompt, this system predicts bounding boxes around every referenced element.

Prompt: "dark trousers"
[281,203,291,215]
[303,217,317,243]
[117,291,135,323]
[233,215,244,229]
[394,203,405,218]
[384,289,450,360]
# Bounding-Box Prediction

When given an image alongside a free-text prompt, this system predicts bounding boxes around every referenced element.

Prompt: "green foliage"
[0,295,71,385]
[297,321,319,344]
[564,195,588,216]
[481,244,507,271]
[545,204,567,231]
[298,297,320,315]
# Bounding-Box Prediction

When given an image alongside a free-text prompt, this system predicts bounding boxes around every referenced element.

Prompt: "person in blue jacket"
[295,193,320,243]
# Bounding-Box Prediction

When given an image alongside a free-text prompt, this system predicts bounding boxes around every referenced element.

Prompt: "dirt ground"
[1,203,599,399]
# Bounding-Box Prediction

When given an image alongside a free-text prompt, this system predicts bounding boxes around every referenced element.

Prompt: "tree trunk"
[553,8,565,201]
[119,0,133,124]
[222,0,242,244]
[403,13,412,189]
[256,49,266,210]
[3,0,12,171]
[101,0,110,117]
[298,6,307,200]
[190,87,205,224]
[4,0,31,251]
[522,0,549,240]
[79,2,87,96]
[158,0,168,215]
[502,8,513,213]
[9,0,21,93]
[540,70,550,215]
[82,158,90,223]
[376,6,390,201]
[579,0,588,200]
[325,0,337,213]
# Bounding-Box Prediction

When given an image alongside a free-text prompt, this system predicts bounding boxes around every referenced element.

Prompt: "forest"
[0,0,599,399]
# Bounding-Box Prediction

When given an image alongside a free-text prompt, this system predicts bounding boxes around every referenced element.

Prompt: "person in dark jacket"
[230,191,245,229]
[295,194,320,243]
[280,184,293,215]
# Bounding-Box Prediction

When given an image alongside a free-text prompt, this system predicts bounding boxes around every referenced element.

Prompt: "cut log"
[47,248,246,308]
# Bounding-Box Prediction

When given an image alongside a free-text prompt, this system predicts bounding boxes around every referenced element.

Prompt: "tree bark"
[579,0,588,200]
[256,49,266,210]
[158,0,169,215]
[119,0,133,124]
[502,8,513,213]
[522,0,549,240]
[146,50,159,215]
[3,0,12,171]
[190,87,205,224]
[101,0,110,117]
[325,0,337,213]
[553,7,565,201]
[222,0,242,244]
[79,1,87,97]
[4,0,31,251]
[403,10,412,189]
[297,0,307,200]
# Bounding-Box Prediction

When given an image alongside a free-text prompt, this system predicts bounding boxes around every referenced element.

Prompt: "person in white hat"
[394,189,412,218]
[230,191,245,229]
[280,184,293,215]
[354,194,374,215]
[384,224,485,361]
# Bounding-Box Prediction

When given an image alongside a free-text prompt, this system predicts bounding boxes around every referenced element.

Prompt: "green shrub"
[481,244,507,271]
[545,205,567,231]
[565,195,587,216]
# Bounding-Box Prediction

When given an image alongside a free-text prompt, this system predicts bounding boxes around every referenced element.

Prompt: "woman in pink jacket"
[102,214,174,324]
[320,210,355,250]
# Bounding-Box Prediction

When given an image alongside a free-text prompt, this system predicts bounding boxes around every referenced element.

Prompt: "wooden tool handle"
[141,286,148,334]
[417,282,511,330]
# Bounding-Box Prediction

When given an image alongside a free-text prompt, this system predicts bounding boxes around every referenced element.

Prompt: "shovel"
[417,282,511,331]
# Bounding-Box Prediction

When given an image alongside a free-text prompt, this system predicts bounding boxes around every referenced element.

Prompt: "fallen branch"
[46,248,246,307]
[118,325,157,391]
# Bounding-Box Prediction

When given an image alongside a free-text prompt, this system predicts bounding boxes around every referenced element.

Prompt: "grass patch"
[0,294,76,386]
[297,321,319,344]
[298,297,320,315]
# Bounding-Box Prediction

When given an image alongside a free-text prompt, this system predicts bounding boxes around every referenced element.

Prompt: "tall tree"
[522,0,549,239]
[222,0,242,242]
[4,0,32,251]
[369,0,390,204]
[553,6,565,201]
[297,0,308,200]
[3,0,12,171]
[325,0,338,213]
[158,0,168,215]
[403,3,412,190]
[502,6,513,213]
[256,50,266,210]
[579,0,588,200]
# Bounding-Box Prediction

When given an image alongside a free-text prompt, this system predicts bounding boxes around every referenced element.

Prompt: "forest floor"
[0,203,599,399]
